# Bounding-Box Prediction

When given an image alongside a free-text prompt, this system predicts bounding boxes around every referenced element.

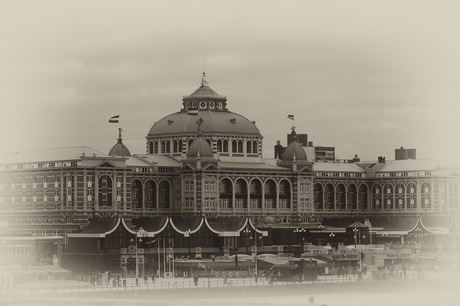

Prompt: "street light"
[249,234,262,282]
[318,225,324,246]
[353,228,359,248]
[131,227,147,286]
[184,229,192,254]
[329,233,336,249]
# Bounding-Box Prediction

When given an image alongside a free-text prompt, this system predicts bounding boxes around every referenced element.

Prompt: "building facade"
[1,74,459,273]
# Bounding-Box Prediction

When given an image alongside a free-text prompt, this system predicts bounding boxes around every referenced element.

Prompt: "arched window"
[217,139,222,152]
[232,140,237,153]
[246,141,252,154]
[161,141,166,154]
[158,180,170,209]
[154,142,159,154]
[223,140,228,152]
[165,140,171,153]
[252,141,258,154]
[237,140,243,153]
[178,140,183,152]
[173,140,178,153]
[149,142,154,154]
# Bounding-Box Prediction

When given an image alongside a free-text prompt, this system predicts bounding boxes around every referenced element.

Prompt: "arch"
[421,182,431,209]
[234,178,248,209]
[145,180,157,209]
[314,183,324,210]
[279,179,291,209]
[372,183,383,209]
[237,140,243,153]
[246,141,252,154]
[187,138,194,149]
[406,182,417,209]
[217,139,223,152]
[336,184,346,209]
[165,140,171,153]
[223,139,228,152]
[383,183,394,209]
[358,184,368,209]
[219,178,233,209]
[232,140,237,153]
[154,142,159,154]
[173,140,178,153]
[252,141,258,154]
[394,182,405,209]
[131,179,143,209]
[249,178,263,209]
[149,142,154,154]
[158,180,171,209]
[98,175,113,207]
[324,183,334,210]
[264,179,277,209]
[347,184,357,209]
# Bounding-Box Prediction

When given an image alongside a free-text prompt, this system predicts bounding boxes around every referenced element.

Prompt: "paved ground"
[2,273,460,306]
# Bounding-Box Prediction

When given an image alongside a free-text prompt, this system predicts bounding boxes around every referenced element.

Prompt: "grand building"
[1,73,459,276]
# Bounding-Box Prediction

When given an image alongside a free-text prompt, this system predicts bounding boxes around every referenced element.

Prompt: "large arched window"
[158,180,170,209]
[407,183,417,209]
[154,142,159,154]
[421,182,431,208]
[246,141,252,154]
[249,179,263,209]
[314,183,323,210]
[252,141,258,154]
[324,183,334,209]
[336,184,346,209]
[264,179,277,209]
[358,184,368,209]
[234,178,248,209]
[279,179,291,209]
[383,184,393,209]
[372,184,383,209]
[149,142,154,154]
[347,184,357,209]
[219,178,233,209]
[145,180,157,209]
[131,179,143,209]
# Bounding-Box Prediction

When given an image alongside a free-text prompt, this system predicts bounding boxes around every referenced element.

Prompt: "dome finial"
[196,117,204,137]
[290,126,297,141]
[201,72,208,87]
[118,127,123,143]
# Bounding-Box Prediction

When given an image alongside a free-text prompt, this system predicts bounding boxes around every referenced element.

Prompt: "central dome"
[146,73,263,157]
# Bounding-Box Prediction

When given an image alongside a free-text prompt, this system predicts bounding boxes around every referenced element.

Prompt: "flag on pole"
[187,109,198,116]
[287,114,294,120]
[109,115,119,123]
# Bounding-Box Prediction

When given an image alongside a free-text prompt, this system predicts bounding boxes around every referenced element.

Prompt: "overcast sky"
[1,1,459,166]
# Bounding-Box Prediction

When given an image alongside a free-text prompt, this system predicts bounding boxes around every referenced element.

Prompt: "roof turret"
[108,128,131,156]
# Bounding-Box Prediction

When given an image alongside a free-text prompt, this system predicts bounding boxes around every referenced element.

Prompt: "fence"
[7,269,454,295]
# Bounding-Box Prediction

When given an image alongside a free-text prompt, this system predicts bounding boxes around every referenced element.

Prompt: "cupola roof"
[108,128,131,157]
[281,129,307,161]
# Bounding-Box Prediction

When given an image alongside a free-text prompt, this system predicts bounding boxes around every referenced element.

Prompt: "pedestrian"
[151,273,155,283]
[193,274,198,286]
[144,274,148,285]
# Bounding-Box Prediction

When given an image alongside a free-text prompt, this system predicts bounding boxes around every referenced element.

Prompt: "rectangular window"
[235,198,244,208]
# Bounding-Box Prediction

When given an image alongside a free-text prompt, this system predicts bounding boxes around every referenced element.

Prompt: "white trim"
[169,218,204,235]
[204,218,220,235]
[248,218,267,236]
[105,217,122,235]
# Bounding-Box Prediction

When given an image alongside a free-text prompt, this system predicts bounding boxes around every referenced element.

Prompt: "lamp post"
[353,228,359,248]
[184,229,192,254]
[318,225,323,246]
[243,228,251,252]
[329,233,335,249]
[249,235,262,282]
[131,227,147,286]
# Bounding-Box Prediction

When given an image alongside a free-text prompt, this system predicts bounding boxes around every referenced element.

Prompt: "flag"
[287,114,294,120]
[109,115,119,123]
[187,109,198,116]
